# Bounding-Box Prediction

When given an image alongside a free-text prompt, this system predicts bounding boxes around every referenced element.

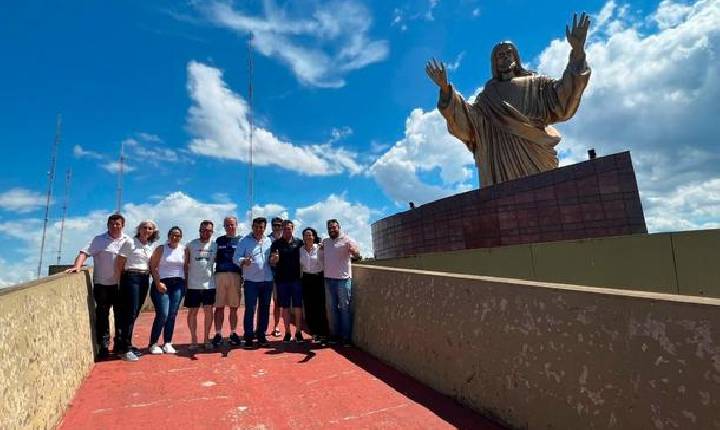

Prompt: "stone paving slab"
[58,309,504,429]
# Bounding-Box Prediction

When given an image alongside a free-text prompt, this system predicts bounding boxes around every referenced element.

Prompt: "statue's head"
[491,41,533,80]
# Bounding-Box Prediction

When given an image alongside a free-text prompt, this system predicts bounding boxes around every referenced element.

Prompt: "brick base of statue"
[372,151,647,260]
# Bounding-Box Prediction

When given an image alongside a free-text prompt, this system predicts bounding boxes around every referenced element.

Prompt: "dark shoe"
[130,346,143,357]
[244,338,254,349]
[211,333,223,348]
[257,337,270,347]
[295,332,305,343]
[283,332,292,343]
[342,339,353,347]
[229,333,242,346]
[97,347,110,359]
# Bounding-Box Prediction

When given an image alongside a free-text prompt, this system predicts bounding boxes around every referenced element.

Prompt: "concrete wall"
[365,229,720,298]
[0,271,96,430]
[353,265,720,430]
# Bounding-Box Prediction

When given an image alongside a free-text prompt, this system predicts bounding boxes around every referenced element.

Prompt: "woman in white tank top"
[148,226,187,354]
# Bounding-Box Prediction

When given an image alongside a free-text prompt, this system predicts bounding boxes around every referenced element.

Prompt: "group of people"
[67,213,361,362]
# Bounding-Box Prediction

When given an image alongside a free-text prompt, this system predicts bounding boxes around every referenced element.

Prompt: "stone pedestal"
[371,151,647,260]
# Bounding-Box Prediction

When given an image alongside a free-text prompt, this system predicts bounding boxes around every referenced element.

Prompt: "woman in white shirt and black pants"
[148,226,187,354]
[114,220,159,361]
[300,227,329,341]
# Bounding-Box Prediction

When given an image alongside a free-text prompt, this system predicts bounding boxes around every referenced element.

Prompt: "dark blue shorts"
[276,280,303,308]
[184,289,217,308]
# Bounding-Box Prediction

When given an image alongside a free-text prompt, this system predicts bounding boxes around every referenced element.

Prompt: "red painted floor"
[59,309,505,429]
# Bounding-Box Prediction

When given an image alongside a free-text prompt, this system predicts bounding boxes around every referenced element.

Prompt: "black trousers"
[116,272,150,353]
[302,272,329,337]
[93,283,121,349]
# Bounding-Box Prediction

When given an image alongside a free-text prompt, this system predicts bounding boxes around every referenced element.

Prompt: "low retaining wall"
[365,229,720,298]
[353,265,720,429]
[0,272,96,430]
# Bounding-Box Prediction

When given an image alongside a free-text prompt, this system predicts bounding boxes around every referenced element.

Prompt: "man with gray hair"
[212,216,243,348]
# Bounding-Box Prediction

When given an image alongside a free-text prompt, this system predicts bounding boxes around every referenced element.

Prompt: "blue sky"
[1,0,718,286]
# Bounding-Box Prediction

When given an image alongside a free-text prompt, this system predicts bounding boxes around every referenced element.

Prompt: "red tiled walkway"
[59,309,504,429]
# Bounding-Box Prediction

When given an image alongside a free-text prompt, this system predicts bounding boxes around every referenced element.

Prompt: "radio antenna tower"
[38,114,61,278]
[247,36,255,225]
[56,168,72,265]
[116,140,125,213]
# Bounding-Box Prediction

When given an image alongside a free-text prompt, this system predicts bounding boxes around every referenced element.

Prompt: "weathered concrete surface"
[0,271,95,430]
[365,229,720,298]
[58,310,503,429]
[353,265,720,429]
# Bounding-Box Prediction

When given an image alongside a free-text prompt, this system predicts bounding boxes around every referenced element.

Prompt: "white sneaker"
[162,343,177,354]
[121,351,139,362]
[150,343,163,354]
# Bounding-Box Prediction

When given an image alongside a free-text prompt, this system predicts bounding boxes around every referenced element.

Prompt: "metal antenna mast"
[56,168,72,265]
[247,36,254,225]
[116,140,125,213]
[38,114,61,278]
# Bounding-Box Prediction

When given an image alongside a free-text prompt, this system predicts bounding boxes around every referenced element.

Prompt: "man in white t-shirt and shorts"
[185,220,218,350]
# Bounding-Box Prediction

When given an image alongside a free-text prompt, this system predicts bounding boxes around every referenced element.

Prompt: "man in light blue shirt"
[233,217,273,348]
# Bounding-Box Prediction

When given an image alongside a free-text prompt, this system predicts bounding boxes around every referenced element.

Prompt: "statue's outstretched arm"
[566,12,590,62]
[425,58,449,96]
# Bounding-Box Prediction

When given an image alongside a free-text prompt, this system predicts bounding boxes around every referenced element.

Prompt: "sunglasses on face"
[142,226,154,230]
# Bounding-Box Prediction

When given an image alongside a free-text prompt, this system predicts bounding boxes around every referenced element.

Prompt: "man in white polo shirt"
[321,219,361,346]
[67,213,130,359]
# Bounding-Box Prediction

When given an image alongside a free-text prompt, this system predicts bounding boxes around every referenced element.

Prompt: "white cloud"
[0,188,48,213]
[101,161,137,174]
[202,0,388,88]
[246,203,289,223]
[295,193,373,256]
[329,126,353,143]
[392,0,442,29]
[136,132,162,143]
[446,51,465,71]
[0,191,376,288]
[369,108,475,206]
[644,178,720,231]
[185,61,363,176]
[426,0,440,21]
[0,192,243,288]
[653,0,693,29]
[73,145,103,160]
[535,0,720,231]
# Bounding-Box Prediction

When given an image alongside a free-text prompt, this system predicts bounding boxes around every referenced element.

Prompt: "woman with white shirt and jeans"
[148,226,187,354]
[114,220,159,361]
[300,227,329,341]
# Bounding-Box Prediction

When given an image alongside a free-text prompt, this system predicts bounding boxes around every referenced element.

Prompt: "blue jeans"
[324,278,352,341]
[243,281,273,340]
[149,277,186,345]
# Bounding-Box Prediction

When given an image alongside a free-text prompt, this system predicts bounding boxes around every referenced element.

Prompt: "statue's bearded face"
[494,44,517,74]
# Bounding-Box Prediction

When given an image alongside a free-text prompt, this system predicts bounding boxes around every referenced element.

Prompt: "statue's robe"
[438,58,591,187]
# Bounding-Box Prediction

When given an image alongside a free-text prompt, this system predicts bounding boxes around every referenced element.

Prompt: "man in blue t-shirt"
[212,216,243,348]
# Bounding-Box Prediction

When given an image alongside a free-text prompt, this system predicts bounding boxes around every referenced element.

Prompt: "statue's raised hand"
[566,12,590,56]
[425,59,449,93]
